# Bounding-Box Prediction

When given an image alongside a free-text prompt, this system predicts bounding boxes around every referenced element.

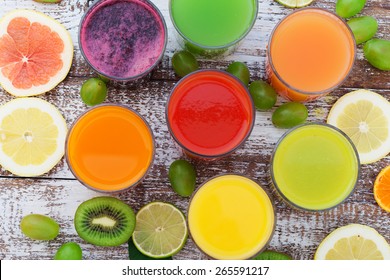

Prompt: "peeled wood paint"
[0,0,389,260]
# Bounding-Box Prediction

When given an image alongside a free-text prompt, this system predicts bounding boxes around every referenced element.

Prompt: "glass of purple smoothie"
[79,0,167,81]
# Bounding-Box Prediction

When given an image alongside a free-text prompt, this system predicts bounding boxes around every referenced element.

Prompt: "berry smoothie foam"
[79,0,167,80]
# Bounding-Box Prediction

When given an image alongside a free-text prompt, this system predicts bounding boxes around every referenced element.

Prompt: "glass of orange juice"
[66,105,154,193]
[266,8,356,102]
[188,174,275,259]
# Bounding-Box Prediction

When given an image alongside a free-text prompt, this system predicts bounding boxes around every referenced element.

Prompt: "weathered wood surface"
[0,0,390,260]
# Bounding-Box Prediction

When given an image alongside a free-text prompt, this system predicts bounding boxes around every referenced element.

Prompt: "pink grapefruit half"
[0,10,73,96]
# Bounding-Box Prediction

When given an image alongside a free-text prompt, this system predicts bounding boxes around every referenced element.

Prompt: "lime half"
[132,202,188,258]
[276,0,313,8]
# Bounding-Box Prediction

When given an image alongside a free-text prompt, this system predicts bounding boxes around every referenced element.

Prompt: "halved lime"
[276,0,313,8]
[132,202,188,258]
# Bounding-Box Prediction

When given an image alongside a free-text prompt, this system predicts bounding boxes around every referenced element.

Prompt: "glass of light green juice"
[270,123,360,211]
[169,0,258,57]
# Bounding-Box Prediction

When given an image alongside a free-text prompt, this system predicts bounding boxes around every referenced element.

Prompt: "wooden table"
[1,0,389,260]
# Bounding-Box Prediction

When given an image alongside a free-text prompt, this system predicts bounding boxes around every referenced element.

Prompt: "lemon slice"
[315,224,390,260]
[0,98,67,176]
[327,89,390,164]
[276,0,314,8]
[132,202,188,258]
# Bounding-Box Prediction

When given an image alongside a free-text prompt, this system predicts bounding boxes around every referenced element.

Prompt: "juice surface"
[170,0,256,47]
[67,105,154,192]
[188,175,274,260]
[80,0,165,79]
[270,9,355,92]
[167,71,254,157]
[272,124,359,210]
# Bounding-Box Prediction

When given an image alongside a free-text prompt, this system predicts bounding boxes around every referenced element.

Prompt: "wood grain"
[1,0,389,87]
[0,81,389,180]
[1,177,389,260]
[0,0,389,260]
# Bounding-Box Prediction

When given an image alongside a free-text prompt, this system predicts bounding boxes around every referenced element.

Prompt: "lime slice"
[327,89,390,164]
[132,202,188,258]
[276,0,314,8]
[0,98,67,176]
[315,224,390,260]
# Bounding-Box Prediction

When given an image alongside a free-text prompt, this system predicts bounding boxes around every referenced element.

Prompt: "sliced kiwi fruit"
[253,250,293,260]
[74,196,136,246]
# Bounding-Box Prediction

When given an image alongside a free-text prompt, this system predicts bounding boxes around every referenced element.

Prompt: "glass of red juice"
[79,0,167,81]
[166,70,255,160]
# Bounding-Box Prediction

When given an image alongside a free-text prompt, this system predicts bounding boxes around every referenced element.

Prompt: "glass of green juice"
[169,0,258,57]
[270,123,360,211]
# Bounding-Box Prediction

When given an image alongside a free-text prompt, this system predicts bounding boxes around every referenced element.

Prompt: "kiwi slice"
[74,196,136,246]
[253,250,293,260]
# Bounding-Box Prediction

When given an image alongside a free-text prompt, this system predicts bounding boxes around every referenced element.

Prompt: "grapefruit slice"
[0,10,73,97]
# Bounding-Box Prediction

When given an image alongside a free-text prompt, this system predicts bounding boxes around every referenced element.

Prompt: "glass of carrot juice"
[266,8,356,102]
[188,174,275,260]
[166,70,255,160]
[66,105,154,193]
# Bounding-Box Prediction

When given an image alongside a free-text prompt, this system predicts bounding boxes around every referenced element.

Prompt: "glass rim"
[267,7,357,96]
[165,69,256,159]
[270,122,361,212]
[65,103,156,194]
[187,173,276,260]
[168,0,258,50]
[78,0,168,82]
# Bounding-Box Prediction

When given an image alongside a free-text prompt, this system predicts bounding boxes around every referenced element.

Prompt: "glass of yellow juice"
[266,8,356,102]
[270,123,360,211]
[188,174,275,259]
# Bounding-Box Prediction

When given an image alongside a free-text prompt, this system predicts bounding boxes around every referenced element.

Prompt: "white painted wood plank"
[1,178,389,260]
[1,0,389,86]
